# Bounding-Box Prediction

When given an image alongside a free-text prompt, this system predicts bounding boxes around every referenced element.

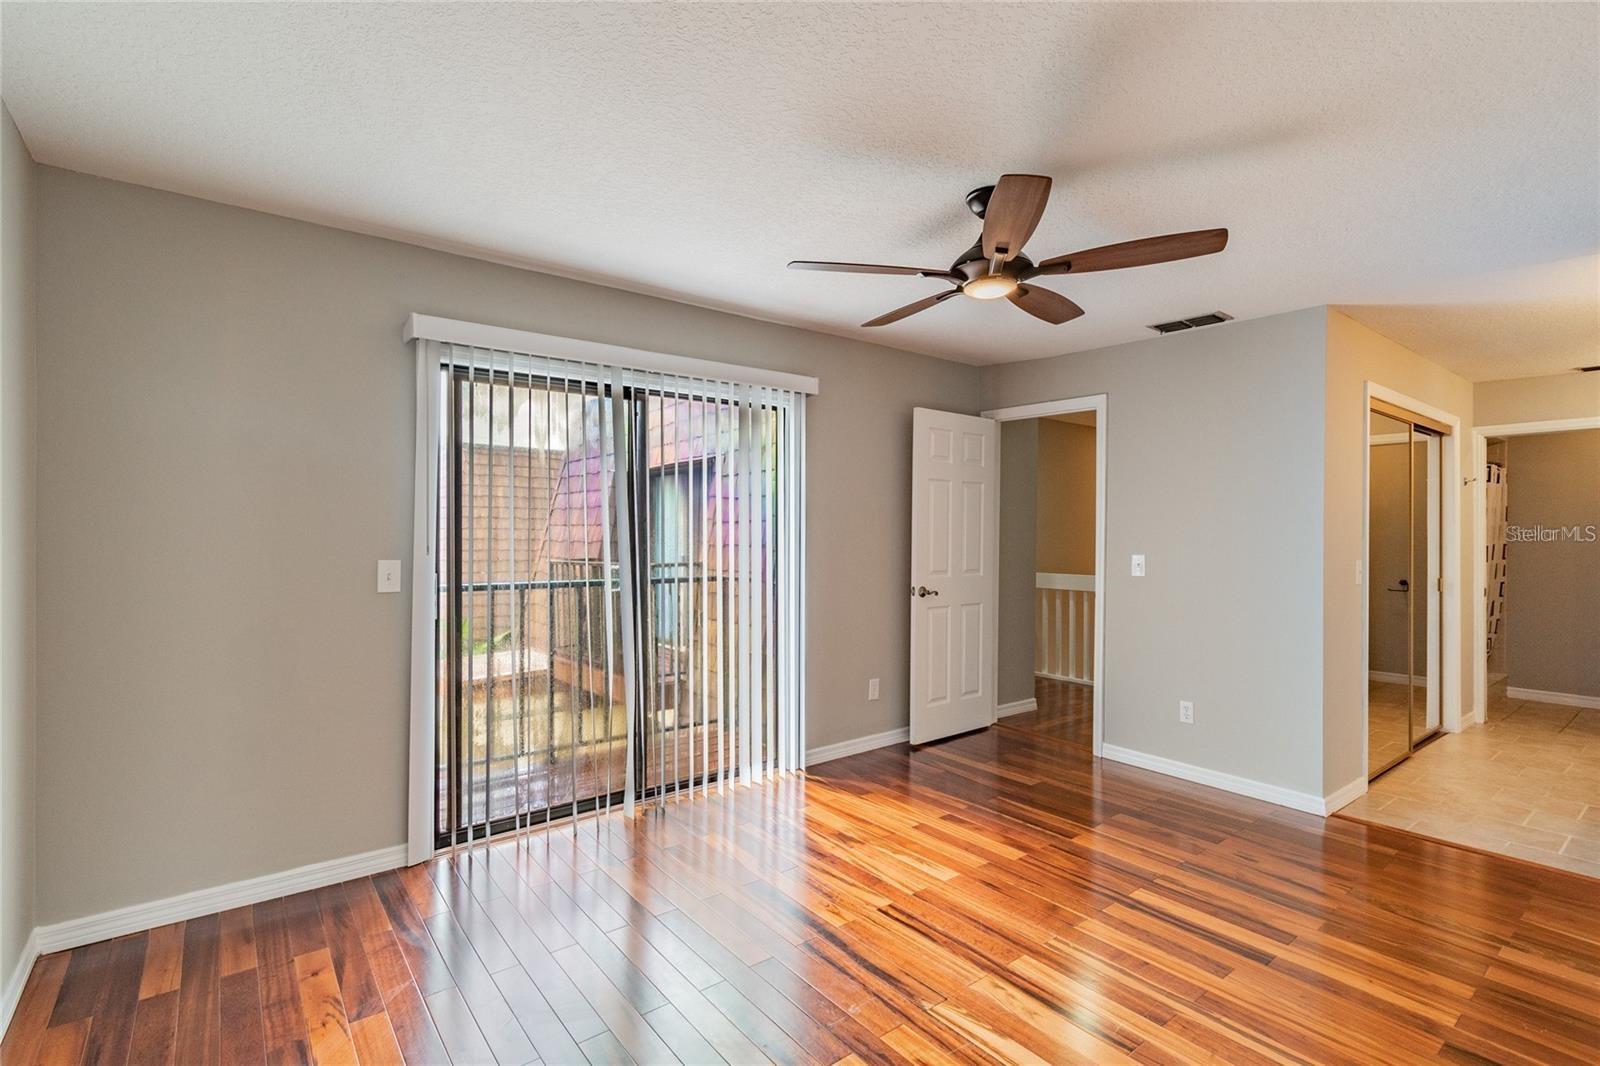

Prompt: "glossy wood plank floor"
[7,680,1599,1065]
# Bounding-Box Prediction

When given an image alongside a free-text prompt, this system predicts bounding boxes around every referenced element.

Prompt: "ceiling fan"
[789,174,1228,327]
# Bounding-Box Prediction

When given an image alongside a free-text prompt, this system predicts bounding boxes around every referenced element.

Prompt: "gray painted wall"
[33,167,980,923]
[998,419,1037,706]
[981,309,1330,797]
[1504,430,1600,698]
[1,105,38,986]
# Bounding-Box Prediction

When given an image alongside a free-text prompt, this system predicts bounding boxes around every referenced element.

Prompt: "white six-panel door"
[910,408,999,745]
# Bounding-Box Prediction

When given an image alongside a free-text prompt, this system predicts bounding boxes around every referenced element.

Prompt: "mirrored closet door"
[1367,400,1447,779]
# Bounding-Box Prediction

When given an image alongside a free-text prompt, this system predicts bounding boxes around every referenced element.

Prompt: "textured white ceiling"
[3,3,1596,377]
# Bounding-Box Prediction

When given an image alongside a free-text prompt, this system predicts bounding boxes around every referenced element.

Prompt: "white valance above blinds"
[403,313,820,395]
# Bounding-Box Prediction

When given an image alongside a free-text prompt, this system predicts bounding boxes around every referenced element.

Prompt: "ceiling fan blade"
[981,174,1052,263]
[789,260,957,280]
[861,289,961,327]
[1033,228,1228,276]
[1007,285,1085,325]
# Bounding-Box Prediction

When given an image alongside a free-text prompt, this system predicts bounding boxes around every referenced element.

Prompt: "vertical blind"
[415,338,806,849]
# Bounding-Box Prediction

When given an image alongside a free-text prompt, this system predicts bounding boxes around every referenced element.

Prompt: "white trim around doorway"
[981,394,1107,758]
[1471,415,1600,725]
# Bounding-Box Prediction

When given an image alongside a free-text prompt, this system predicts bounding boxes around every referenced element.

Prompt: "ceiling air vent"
[1147,311,1234,334]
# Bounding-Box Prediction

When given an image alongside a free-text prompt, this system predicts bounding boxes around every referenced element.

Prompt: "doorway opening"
[905,397,1105,753]
[989,397,1106,756]
[1476,421,1600,718]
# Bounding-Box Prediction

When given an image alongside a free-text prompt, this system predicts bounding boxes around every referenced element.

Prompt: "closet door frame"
[1362,383,1463,784]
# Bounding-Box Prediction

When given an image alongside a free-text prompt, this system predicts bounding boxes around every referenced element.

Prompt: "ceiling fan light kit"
[788,173,1228,328]
[963,274,1018,300]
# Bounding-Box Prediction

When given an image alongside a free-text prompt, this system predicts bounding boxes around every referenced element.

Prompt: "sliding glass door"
[436,367,624,846]
[432,352,801,849]
[635,389,790,800]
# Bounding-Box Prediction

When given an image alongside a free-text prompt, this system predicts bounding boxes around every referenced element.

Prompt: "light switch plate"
[1131,554,1146,577]
[377,559,402,593]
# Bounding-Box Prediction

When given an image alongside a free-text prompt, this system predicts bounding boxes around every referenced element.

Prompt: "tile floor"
[1338,681,1600,879]
[1366,679,1418,773]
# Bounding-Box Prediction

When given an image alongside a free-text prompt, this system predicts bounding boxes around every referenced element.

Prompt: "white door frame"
[980,395,1106,758]
[1470,415,1600,723]
[1362,383,1462,783]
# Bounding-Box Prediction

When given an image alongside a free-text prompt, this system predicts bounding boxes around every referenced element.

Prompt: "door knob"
[913,585,940,598]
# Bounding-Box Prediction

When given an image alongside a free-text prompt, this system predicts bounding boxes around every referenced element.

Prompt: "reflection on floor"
[1000,676,1092,747]
[1367,680,1414,771]
[16,676,1600,1062]
[1339,681,1600,878]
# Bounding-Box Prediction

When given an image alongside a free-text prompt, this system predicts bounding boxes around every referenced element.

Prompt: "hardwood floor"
[996,678,1092,751]
[6,680,1599,1064]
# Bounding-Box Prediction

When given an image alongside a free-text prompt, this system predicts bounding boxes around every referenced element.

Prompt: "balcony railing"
[437,563,763,837]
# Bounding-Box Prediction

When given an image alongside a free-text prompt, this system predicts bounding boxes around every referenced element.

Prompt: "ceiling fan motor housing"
[952,240,1032,281]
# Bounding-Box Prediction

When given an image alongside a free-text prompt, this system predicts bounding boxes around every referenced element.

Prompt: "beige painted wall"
[983,309,1330,797]
[33,167,980,923]
[1324,310,1474,792]
[1503,430,1600,698]
[1035,419,1096,576]
[998,420,1038,706]
[1,105,38,981]
[1475,373,1600,426]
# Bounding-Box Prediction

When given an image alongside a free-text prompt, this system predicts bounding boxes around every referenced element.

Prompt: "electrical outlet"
[1131,554,1146,577]
[867,677,881,701]
[1179,700,1195,724]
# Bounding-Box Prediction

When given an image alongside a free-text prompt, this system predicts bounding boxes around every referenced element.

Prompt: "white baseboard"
[1101,744,1340,816]
[1,927,41,1041]
[1368,670,1410,685]
[1033,671,1093,686]
[31,844,408,957]
[806,727,909,767]
[1322,776,1368,814]
[996,697,1037,718]
[1506,686,1600,710]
